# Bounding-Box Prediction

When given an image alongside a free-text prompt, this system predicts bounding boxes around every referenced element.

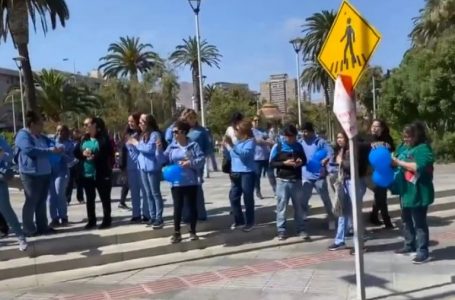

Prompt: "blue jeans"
[276,179,306,234]
[229,172,255,226]
[21,174,51,234]
[140,170,163,223]
[402,206,429,257]
[334,178,366,245]
[48,170,69,221]
[0,181,24,238]
[302,178,335,220]
[128,168,150,219]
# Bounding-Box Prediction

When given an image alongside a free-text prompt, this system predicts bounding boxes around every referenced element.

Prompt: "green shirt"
[400,143,434,208]
[82,138,99,178]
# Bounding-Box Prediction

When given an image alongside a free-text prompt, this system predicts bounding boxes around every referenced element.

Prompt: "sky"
[0,0,424,94]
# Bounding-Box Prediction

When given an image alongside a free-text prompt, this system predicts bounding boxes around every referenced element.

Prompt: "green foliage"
[431,132,455,162]
[355,66,384,122]
[206,87,256,137]
[380,32,455,133]
[0,131,15,145]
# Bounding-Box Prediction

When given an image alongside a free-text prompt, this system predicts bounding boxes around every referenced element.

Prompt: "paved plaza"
[0,164,454,299]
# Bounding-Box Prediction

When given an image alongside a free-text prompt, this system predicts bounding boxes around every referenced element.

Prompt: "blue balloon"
[49,153,61,166]
[162,164,183,183]
[369,147,392,169]
[306,159,322,173]
[372,169,394,188]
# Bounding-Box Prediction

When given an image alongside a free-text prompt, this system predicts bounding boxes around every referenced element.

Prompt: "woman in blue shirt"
[48,125,74,227]
[223,119,256,232]
[127,114,164,229]
[15,111,63,236]
[161,120,205,243]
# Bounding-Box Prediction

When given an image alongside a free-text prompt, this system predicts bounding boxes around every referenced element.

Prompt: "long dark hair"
[124,112,141,137]
[140,114,160,142]
[83,116,108,140]
[334,131,349,157]
[403,121,429,147]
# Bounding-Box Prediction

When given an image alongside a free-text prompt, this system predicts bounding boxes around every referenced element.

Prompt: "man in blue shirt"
[299,122,336,230]
[270,124,309,241]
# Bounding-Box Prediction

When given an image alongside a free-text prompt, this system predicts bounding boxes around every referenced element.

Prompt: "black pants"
[120,184,129,204]
[0,212,8,235]
[372,187,391,224]
[66,166,84,203]
[82,176,112,225]
[171,186,198,234]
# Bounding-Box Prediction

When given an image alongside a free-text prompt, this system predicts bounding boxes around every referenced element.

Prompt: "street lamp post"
[188,0,206,128]
[290,38,304,128]
[13,57,26,128]
[63,58,76,74]
[372,76,377,119]
[5,94,17,135]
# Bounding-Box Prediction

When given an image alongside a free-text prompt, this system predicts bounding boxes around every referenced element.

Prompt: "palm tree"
[410,0,455,47]
[34,69,100,122]
[300,10,336,138]
[0,0,69,113]
[204,84,218,104]
[99,36,162,81]
[169,36,222,112]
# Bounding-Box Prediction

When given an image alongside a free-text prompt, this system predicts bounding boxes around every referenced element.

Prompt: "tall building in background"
[259,74,297,114]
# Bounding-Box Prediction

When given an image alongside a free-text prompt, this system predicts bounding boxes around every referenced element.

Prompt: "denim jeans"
[402,206,429,257]
[268,166,277,194]
[141,170,163,223]
[128,168,150,219]
[334,178,367,245]
[276,179,306,234]
[229,172,255,226]
[21,174,51,234]
[0,181,24,238]
[254,160,268,193]
[48,170,69,221]
[302,178,335,220]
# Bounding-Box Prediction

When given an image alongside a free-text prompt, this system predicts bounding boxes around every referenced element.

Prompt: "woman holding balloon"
[392,122,434,264]
[328,131,371,251]
[161,120,205,243]
[369,119,395,229]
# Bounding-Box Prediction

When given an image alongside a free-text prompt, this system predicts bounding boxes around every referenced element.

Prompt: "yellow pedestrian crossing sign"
[318,0,381,88]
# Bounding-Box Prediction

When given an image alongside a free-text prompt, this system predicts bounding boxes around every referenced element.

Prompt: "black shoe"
[171,232,182,244]
[189,233,199,241]
[256,192,264,200]
[328,243,346,251]
[118,203,129,210]
[412,254,431,264]
[142,217,150,223]
[77,199,85,204]
[98,222,111,230]
[384,222,395,229]
[84,223,97,230]
[60,218,69,226]
[152,221,164,230]
[130,217,142,224]
[49,219,60,228]
[0,230,9,238]
[277,232,287,241]
[43,228,58,235]
[369,214,382,226]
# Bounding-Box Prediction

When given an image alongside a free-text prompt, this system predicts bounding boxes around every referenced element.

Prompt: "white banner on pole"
[333,75,358,139]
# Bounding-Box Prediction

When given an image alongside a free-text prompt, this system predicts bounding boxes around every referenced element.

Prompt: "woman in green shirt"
[392,122,434,264]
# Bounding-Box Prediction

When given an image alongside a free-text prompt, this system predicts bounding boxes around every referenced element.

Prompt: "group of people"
[222,115,434,264]
[0,109,434,264]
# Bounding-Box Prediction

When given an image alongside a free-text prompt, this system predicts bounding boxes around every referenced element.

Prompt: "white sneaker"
[18,238,28,252]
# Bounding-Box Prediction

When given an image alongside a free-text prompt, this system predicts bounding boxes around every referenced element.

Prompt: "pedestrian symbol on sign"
[340,17,356,68]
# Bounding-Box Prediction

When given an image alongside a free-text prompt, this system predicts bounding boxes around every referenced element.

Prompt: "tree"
[206,87,256,137]
[0,0,70,113]
[99,36,162,81]
[169,36,222,112]
[355,66,384,122]
[410,0,455,47]
[204,84,218,104]
[34,69,100,122]
[300,10,336,138]
[380,33,455,134]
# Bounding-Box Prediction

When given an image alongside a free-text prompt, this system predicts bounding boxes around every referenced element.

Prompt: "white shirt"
[225,126,238,144]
